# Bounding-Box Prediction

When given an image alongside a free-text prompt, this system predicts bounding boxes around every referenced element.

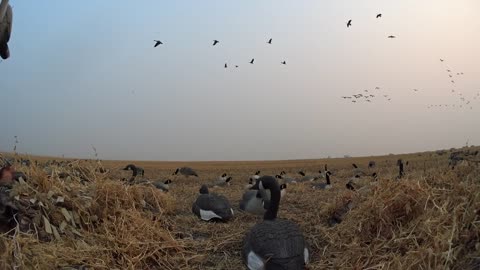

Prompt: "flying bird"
[250,59,255,64]
[267,38,272,44]
[376,14,382,18]
[347,20,352,27]
[440,59,444,62]
[153,40,163,47]
[413,89,418,92]
[213,40,219,46]
[387,35,396,39]
[375,87,380,90]
[281,61,286,65]
[235,65,239,68]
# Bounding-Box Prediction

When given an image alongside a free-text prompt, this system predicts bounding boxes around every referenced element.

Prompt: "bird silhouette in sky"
[347,20,352,27]
[388,35,396,39]
[213,40,219,46]
[250,59,255,64]
[153,40,163,47]
[376,14,382,18]
[267,38,272,44]
[281,61,286,65]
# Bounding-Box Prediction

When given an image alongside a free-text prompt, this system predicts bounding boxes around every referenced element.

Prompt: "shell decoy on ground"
[192,185,233,222]
[173,167,198,177]
[151,179,172,192]
[123,164,145,177]
[242,176,309,269]
[209,176,233,188]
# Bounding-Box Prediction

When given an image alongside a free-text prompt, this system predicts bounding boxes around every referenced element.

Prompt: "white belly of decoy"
[247,251,265,270]
[199,209,222,221]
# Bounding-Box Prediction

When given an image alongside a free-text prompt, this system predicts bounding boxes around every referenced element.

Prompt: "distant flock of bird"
[118,160,406,269]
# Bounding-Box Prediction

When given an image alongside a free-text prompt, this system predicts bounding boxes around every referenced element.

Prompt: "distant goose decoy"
[240,183,287,216]
[213,40,219,46]
[275,174,297,184]
[173,167,198,177]
[151,179,172,192]
[211,176,233,188]
[312,171,332,190]
[242,176,309,269]
[192,185,233,221]
[123,164,145,177]
[297,171,317,182]
[153,40,163,47]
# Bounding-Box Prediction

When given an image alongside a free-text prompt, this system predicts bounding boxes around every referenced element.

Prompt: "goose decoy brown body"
[242,176,309,269]
[192,185,233,221]
[0,0,12,60]
[173,167,198,177]
[312,171,332,190]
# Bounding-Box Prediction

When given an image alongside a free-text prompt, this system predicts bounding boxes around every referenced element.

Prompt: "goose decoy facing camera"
[242,176,309,269]
[397,159,404,179]
[0,0,13,60]
[192,185,233,222]
[123,164,145,177]
[173,167,198,177]
[213,40,219,46]
[368,161,376,168]
[239,189,269,215]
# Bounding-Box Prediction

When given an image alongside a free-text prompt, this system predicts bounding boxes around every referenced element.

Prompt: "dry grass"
[1,147,479,269]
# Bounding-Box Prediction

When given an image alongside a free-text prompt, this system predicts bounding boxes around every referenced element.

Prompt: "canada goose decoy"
[352,163,366,176]
[281,61,286,65]
[250,58,255,64]
[368,161,376,168]
[0,0,13,60]
[192,185,233,222]
[153,40,163,47]
[240,184,287,216]
[213,40,219,46]
[211,176,233,188]
[173,167,198,177]
[267,38,272,44]
[376,13,382,18]
[242,176,309,269]
[297,171,317,182]
[387,35,396,39]
[151,179,172,192]
[123,164,145,177]
[312,171,332,190]
[250,171,261,181]
[347,20,352,27]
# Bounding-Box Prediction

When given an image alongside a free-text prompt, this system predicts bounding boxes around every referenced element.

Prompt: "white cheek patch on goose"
[199,209,222,221]
[304,248,310,264]
[230,208,234,216]
[247,251,265,270]
[259,181,265,190]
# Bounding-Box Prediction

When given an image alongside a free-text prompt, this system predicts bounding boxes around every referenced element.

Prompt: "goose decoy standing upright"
[397,159,404,179]
[387,35,396,39]
[312,171,332,190]
[192,185,233,221]
[173,167,198,177]
[242,176,309,269]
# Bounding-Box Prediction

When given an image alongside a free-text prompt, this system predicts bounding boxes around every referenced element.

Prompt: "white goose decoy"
[192,185,233,222]
[242,176,309,269]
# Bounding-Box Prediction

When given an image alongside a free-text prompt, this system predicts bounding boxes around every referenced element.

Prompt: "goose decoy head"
[164,179,172,184]
[275,175,282,179]
[255,171,260,175]
[199,185,209,194]
[225,177,233,183]
[123,164,135,171]
[173,168,179,175]
[298,171,305,176]
[221,173,227,177]
[352,163,358,169]
[280,171,286,176]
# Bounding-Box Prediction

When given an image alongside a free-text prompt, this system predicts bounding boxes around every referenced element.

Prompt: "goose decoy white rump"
[192,185,233,221]
[242,176,309,269]
[123,164,145,177]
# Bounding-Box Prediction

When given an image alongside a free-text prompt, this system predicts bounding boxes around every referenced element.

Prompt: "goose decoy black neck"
[173,168,179,175]
[326,173,331,185]
[250,176,281,220]
[298,171,305,176]
[352,163,358,169]
[199,185,209,194]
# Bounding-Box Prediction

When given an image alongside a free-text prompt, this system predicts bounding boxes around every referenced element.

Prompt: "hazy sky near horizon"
[1,0,479,161]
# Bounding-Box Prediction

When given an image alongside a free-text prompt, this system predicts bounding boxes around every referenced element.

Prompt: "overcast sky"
[1,0,479,161]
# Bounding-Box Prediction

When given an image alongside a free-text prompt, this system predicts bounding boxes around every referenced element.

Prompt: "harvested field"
[1,147,480,269]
